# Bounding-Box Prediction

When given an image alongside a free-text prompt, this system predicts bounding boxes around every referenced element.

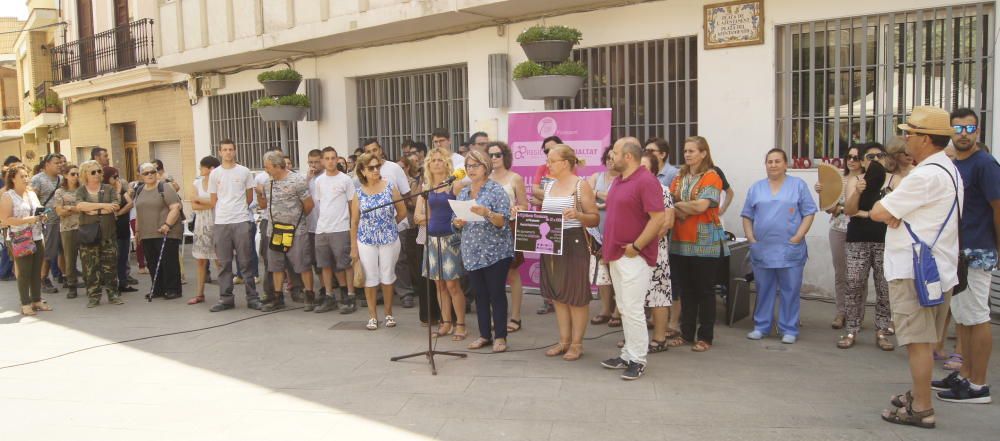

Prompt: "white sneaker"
[385,315,397,328]
[366,318,378,330]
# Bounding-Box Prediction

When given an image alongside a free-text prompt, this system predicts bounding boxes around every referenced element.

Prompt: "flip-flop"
[590,314,611,325]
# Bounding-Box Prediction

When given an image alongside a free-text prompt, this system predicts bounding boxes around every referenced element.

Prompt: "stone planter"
[514,75,585,100]
[257,105,307,122]
[520,40,574,63]
[261,79,301,97]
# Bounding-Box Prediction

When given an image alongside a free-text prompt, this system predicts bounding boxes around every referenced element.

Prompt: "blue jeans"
[0,242,14,278]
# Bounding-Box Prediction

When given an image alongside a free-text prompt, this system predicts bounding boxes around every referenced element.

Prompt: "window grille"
[208,89,299,170]
[557,36,699,164]
[357,65,469,160]
[776,3,995,164]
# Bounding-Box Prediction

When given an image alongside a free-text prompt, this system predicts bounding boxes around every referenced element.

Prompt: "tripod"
[362,179,466,375]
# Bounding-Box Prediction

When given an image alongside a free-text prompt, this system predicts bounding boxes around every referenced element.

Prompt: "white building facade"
[155,0,999,296]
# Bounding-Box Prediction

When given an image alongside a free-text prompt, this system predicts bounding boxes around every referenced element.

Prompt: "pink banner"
[507,109,612,290]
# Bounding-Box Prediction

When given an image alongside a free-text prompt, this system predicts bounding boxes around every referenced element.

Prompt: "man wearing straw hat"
[871,106,963,429]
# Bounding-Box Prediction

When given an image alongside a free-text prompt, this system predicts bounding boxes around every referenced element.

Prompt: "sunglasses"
[488,153,503,159]
[68,172,79,176]
[953,124,977,134]
[846,154,860,162]
[864,153,885,160]
[90,170,104,176]
[364,165,381,172]
[141,171,157,176]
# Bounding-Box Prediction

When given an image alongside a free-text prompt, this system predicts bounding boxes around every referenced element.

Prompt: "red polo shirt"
[603,166,664,266]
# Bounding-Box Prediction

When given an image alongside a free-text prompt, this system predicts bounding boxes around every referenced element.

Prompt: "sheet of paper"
[448,199,485,222]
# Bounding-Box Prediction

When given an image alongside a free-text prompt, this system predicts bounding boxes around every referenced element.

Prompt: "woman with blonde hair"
[414,146,467,339]
[535,145,600,360]
[667,136,729,352]
[74,160,123,307]
[54,163,82,298]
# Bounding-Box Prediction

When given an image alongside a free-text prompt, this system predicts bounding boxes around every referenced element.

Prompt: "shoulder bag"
[268,180,304,253]
[77,186,107,246]
[11,193,37,257]
[902,163,962,306]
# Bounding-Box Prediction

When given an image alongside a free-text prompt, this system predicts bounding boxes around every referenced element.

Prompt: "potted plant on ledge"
[518,25,583,63]
[32,95,62,114]
[252,94,310,122]
[513,60,587,100]
[257,68,303,97]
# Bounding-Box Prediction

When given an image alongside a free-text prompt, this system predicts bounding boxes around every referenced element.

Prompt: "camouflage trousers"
[80,239,119,300]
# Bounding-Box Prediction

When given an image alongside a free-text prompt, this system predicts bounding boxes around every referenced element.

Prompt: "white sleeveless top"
[194,177,212,214]
[542,179,581,229]
[6,189,44,240]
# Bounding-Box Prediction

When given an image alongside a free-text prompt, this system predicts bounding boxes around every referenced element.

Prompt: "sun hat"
[897,106,953,136]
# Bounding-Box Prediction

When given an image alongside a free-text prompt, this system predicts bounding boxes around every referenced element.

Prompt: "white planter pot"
[257,105,307,122]
[514,75,585,100]
[261,79,301,97]
[520,40,574,63]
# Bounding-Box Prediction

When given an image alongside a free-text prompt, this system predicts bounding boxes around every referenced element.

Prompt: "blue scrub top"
[741,175,818,269]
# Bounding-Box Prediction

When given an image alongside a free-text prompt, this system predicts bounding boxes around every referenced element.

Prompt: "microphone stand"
[362,178,467,375]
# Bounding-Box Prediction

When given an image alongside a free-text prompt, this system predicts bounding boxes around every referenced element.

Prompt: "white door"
[150,140,182,185]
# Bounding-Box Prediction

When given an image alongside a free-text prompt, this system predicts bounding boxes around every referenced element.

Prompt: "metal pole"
[278,121,289,155]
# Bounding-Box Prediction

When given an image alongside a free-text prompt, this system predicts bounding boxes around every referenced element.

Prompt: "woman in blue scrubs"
[741,149,817,344]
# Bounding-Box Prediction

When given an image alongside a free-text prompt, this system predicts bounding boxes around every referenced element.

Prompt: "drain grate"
[329,321,372,331]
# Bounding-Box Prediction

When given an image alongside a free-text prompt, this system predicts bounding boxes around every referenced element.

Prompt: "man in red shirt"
[599,137,665,380]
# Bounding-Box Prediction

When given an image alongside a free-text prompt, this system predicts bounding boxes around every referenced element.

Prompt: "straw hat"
[897,106,953,136]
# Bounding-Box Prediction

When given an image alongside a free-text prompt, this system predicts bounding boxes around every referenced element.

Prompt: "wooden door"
[77,0,95,78]
[113,0,134,68]
[124,142,138,183]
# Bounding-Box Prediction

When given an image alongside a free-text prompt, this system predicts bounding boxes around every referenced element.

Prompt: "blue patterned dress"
[455,180,513,271]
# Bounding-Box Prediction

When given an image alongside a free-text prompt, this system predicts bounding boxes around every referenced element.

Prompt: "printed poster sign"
[704,0,764,50]
[515,211,564,256]
[508,109,611,289]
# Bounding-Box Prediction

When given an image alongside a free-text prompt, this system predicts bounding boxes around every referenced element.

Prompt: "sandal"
[563,343,582,361]
[492,339,508,353]
[837,333,856,349]
[452,323,467,341]
[385,315,397,328]
[933,350,952,361]
[433,321,453,337]
[648,339,669,353]
[831,313,845,330]
[666,337,689,348]
[590,314,611,325]
[881,403,935,429]
[506,319,522,333]
[691,340,712,352]
[187,295,205,305]
[21,305,36,316]
[467,337,491,350]
[943,354,964,371]
[890,390,912,408]
[545,342,569,356]
[665,328,681,340]
[32,302,53,312]
[876,331,895,351]
[607,316,622,328]
[366,318,378,330]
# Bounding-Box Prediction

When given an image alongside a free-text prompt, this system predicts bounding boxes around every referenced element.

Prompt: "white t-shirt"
[379,160,411,195]
[208,164,255,225]
[880,151,964,290]
[313,171,355,234]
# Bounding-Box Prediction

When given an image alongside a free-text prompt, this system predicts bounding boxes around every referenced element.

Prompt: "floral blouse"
[455,179,513,271]
[356,181,399,246]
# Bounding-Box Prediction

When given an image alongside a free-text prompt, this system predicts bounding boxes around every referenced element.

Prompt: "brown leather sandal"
[545,342,569,356]
[467,337,491,350]
[691,340,712,352]
[881,403,935,429]
[876,331,895,351]
[21,305,36,316]
[837,333,856,349]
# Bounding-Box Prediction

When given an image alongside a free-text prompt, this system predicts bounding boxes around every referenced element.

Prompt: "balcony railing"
[1,106,20,130]
[51,18,156,85]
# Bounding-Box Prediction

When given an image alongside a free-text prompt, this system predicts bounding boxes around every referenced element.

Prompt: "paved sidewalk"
[1,262,998,441]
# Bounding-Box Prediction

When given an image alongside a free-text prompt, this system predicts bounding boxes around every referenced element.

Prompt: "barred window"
[208,89,299,170]
[357,65,469,160]
[777,4,995,165]
[557,36,698,164]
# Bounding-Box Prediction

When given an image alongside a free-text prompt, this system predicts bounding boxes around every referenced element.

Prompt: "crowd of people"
[1,106,996,427]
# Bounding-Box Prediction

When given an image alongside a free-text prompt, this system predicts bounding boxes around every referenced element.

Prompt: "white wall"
[192,0,999,295]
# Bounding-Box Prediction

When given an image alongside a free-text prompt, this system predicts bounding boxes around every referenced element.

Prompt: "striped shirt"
[542,179,581,229]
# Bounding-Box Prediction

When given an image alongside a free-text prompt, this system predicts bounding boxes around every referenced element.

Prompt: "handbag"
[77,187,107,246]
[903,163,961,307]
[930,163,967,295]
[10,227,36,258]
[353,257,365,287]
[267,181,304,253]
[575,180,601,257]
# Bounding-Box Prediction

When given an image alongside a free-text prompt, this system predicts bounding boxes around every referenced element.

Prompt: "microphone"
[442,168,467,185]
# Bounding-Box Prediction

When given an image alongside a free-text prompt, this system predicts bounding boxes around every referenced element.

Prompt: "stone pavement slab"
[1,257,998,441]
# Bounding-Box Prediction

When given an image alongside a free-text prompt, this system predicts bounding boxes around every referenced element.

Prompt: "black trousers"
[468,258,512,341]
[412,240,441,323]
[669,254,721,344]
[142,237,182,296]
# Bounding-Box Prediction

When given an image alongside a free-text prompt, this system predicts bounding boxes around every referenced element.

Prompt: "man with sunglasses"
[32,153,66,294]
[930,107,998,404]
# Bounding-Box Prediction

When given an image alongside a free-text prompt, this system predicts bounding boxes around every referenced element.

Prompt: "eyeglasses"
[488,153,503,159]
[546,158,567,165]
[864,153,885,160]
[953,124,978,134]
[90,170,104,176]
[141,171,157,176]
[465,163,485,169]
[846,155,860,162]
